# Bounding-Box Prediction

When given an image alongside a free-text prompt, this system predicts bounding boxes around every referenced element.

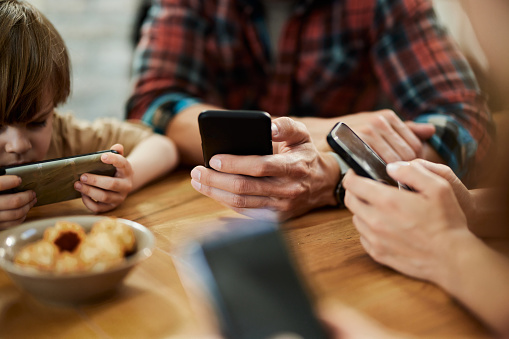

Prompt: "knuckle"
[381,109,397,120]
[84,175,95,185]
[361,125,376,138]
[230,194,248,208]
[252,162,269,177]
[199,183,212,195]
[88,204,101,213]
[11,208,26,220]
[278,199,294,213]
[374,115,390,129]
[11,195,24,207]
[79,184,90,195]
[93,191,109,203]
[285,183,306,200]
[370,218,383,232]
[232,177,250,194]
[286,161,309,178]
[293,120,307,134]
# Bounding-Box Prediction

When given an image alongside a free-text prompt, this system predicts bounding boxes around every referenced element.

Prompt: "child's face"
[0,98,54,167]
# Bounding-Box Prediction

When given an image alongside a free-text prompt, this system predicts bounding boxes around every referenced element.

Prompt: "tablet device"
[0,150,117,206]
[198,110,273,168]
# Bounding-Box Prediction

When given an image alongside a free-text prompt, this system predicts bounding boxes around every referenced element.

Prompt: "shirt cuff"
[414,114,477,178]
[141,93,201,134]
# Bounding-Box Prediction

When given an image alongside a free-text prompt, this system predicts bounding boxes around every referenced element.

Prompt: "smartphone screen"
[327,122,401,187]
[198,110,273,168]
[184,221,328,339]
[0,150,117,206]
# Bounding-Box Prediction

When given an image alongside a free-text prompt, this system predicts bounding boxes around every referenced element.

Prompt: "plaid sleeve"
[126,0,208,132]
[370,0,494,180]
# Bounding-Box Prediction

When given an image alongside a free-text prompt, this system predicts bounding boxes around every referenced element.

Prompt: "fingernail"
[75,182,82,191]
[191,179,202,190]
[32,191,36,199]
[190,168,201,181]
[102,154,109,161]
[81,174,88,182]
[387,161,410,173]
[271,123,279,137]
[209,158,221,170]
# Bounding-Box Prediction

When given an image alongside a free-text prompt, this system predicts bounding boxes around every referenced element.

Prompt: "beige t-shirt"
[46,112,153,159]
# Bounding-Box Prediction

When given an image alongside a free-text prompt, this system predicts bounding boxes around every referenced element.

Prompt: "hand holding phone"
[0,176,37,229]
[327,122,410,189]
[73,145,137,213]
[0,150,118,207]
[198,110,273,168]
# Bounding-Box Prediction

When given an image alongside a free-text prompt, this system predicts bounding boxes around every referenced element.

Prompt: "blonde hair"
[0,0,71,124]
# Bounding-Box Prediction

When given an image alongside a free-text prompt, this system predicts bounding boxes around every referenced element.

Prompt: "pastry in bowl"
[0,216,154,304]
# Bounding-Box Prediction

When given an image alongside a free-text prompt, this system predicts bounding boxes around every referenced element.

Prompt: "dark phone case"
[194,220,328,339]
[0,150,118,206]
[198,110,273,168]
[327,122,400,187]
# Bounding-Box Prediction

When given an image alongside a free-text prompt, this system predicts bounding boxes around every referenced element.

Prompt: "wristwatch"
[328,152,350,208]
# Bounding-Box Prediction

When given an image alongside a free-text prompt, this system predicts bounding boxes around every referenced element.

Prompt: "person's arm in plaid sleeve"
[126,0,221,164]
[370,0,494,181]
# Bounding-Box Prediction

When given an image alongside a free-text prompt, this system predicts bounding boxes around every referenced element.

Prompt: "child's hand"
[74,144,134,213]
[0,175,37,229]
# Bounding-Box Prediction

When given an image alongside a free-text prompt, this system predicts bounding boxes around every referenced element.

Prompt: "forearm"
[127,134,179,191]
[166,103,221,166]
[438,232,509,336]
[314,151,342,209]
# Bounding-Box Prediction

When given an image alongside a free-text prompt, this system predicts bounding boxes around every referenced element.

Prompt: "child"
[0,0,179,228]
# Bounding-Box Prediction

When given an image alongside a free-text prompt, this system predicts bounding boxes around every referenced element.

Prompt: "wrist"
[432,229,480,293]
[319,152,343,207]
[327,151,349,208]
[467,190,481,230]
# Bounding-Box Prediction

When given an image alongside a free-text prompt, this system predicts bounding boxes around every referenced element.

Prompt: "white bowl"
[0,216,155,304]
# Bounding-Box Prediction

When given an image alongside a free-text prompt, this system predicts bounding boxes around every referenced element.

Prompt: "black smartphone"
[181,220,328,339]
[198,110,273,168]
[0,150,118,206]
[327,122,408,189]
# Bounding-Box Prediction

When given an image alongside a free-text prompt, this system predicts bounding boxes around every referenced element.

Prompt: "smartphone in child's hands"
[0,150,118,206]
[198,110,273,168]
[327,122,410,190]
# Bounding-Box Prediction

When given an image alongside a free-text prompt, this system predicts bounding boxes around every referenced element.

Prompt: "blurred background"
[30,0,140,121]
[29,0,509,123]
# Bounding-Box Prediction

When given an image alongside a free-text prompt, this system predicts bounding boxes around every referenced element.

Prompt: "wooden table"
[0,169,492,338]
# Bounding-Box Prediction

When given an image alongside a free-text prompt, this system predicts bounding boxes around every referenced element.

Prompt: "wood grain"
[0,169,493,338]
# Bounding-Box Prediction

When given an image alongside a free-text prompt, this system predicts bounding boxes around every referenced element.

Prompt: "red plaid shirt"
[127,0,493,178]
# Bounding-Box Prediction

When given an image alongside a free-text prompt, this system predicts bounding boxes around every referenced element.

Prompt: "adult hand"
[190,117,340,221]
[74,144,134,213]
[296,109,436,163]
[0,175,37,229]
[409,159,475,221]
[342,160,472,285]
